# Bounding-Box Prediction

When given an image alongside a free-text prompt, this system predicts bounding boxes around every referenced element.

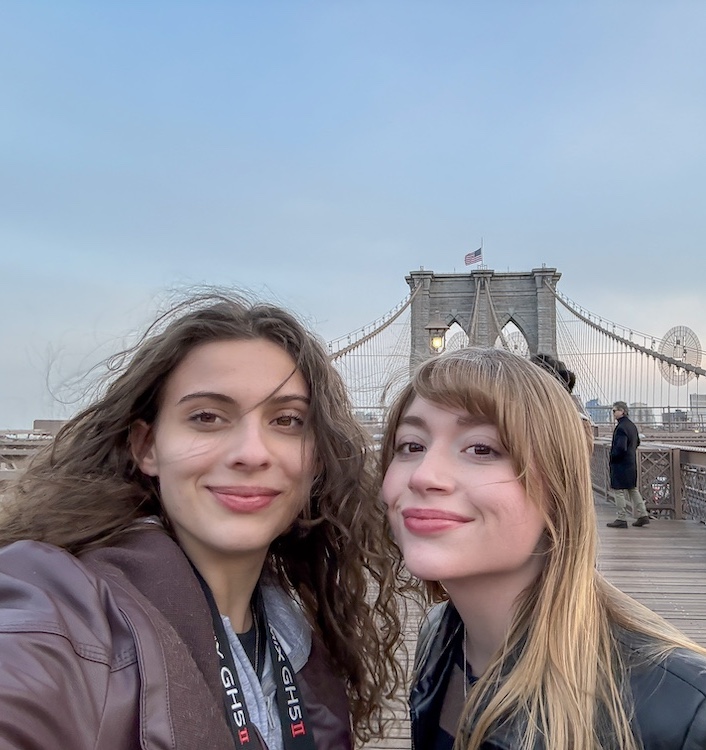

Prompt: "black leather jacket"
[411,603,706,749]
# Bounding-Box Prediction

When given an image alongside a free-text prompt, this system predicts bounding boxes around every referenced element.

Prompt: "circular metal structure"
[499,330,530,358]
[446,329,470,352]
[658,326,702,385]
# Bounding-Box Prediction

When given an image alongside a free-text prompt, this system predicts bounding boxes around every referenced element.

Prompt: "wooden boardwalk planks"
[363,497,706,749]
[595,499,706,647]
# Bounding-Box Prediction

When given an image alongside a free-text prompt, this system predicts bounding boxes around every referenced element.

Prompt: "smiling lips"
[401,507,473,534]
[209,486,280,513]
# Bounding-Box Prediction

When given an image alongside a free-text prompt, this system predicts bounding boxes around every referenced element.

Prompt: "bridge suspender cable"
[484,277,509,350]
[328,285,420,361]
[547,282,706,378]
[467,277,482,344]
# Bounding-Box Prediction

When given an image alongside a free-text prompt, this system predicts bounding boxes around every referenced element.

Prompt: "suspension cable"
[549,283,706,378]
[328,285,420,361]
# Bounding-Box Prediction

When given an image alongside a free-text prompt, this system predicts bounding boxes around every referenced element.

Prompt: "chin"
[404,557,453,583]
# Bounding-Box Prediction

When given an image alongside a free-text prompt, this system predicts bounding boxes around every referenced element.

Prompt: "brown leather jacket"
[0,526,352,750]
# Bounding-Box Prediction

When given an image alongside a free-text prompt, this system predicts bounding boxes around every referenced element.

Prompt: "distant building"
[33,419,65,435]
[630,403,654,428]
[690,394,706,429]
[584,399,655,428]
[662,409,688,429]
[1,420,64,486]
[585,399,612,425]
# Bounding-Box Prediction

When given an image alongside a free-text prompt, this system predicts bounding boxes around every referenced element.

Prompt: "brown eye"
[272,413,305,428]
[464,443,496,457]
[190,411,219,424]
[396,441,425,454]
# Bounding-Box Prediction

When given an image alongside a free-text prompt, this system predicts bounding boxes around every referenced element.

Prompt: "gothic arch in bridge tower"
[407,267,561,366]
[496,322,530,358]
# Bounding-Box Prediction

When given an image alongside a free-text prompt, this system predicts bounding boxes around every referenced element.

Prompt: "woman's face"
[382,396,546,594]
[133,338,316,573]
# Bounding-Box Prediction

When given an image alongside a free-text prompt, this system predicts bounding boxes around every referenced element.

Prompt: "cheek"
[281,438,313,478]
[496,483,545,534]
[515,501,547,546]
[284,447,317,512]
[159,434,219,473]
[381,469,399,509]
[299,445,318,490]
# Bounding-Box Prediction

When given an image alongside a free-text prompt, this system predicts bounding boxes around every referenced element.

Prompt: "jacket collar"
[81,525,238,748]
[410,601,463,749]
[411,602,540,750]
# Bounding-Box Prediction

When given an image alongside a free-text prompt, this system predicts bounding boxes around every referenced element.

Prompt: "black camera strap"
[193,568,317,750]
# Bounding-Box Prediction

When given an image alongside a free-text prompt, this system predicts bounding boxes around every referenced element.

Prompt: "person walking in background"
[607,400,651,528]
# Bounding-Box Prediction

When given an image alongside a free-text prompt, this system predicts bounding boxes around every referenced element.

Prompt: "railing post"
[591,440,611,503]
[671,447,684,519]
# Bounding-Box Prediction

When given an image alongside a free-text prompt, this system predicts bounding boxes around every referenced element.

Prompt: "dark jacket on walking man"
[607,401,650,528]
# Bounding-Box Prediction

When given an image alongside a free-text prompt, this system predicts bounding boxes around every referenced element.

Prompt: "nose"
[407,445,454,494]
[224,416,272,470]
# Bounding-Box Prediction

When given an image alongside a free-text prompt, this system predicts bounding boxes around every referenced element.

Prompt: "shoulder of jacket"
[0,539,97,589]
[618,635,706,744]
[618,630,705,685]
[644,647,706,696]
[0,539,136,667]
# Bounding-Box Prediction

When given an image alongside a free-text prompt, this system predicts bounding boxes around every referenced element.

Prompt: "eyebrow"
[398,413,486,429]
[456,414,486,428]
[397,415,427,429]
[177,391,311,407]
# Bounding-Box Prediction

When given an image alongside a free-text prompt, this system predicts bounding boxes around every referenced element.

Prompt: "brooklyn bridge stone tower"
[407,267,561,365]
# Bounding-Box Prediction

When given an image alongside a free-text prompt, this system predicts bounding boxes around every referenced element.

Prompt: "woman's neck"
[443,573,533,677]
[188,546,269,632]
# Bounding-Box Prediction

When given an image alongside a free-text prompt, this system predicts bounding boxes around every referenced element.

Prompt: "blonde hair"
[381,347,706,750]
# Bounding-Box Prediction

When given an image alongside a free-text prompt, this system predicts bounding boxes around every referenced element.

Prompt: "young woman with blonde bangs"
[380,347,706,750]
[0,292,403,750]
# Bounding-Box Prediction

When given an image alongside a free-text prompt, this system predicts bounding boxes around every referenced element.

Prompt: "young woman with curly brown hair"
[0,292,403,750]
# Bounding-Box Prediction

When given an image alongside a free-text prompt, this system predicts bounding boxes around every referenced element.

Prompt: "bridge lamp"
[426,311,450,354]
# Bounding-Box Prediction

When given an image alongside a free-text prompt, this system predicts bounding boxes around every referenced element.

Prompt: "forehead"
[164,339,308,399]
[399,396,486,429]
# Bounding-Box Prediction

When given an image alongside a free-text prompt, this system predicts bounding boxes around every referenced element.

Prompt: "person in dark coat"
[607,400,650,528]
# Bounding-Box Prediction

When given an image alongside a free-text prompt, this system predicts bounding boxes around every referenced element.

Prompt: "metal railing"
[0,430,55,485]
[591,439,706,523]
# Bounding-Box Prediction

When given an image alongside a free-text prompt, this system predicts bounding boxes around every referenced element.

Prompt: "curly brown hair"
[1,291,404,743]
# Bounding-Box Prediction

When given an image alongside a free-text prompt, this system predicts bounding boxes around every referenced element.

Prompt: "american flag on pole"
[465,247,482,266]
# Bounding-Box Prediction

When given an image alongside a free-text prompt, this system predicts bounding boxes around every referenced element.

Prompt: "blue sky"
[2,1,705,427]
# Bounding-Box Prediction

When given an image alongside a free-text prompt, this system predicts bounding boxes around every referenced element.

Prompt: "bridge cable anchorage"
[327,285,420,362]
[547,282,706,378]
